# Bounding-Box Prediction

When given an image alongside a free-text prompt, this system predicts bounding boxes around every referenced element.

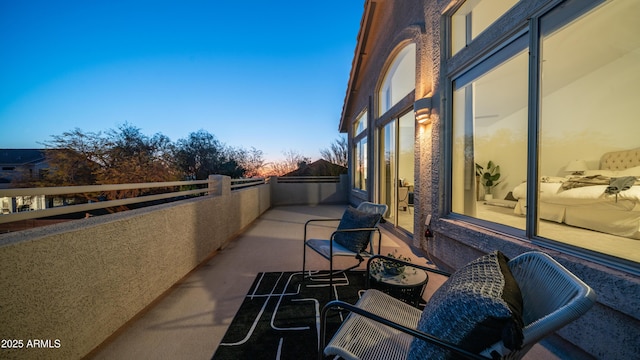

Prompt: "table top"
[370,266,427,288]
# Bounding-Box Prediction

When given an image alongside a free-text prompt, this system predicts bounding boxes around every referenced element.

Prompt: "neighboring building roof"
[0,149,48,187]
[283,159,347,177]
[0,149,46,166]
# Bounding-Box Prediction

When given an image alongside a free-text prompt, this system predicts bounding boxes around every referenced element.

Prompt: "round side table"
[369,266,428,307]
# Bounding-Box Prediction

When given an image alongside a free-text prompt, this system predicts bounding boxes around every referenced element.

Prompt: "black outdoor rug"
[212,270,367,360]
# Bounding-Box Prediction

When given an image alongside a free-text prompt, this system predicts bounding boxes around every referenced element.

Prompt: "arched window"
[378,43,416,115]
[376,43,416,233]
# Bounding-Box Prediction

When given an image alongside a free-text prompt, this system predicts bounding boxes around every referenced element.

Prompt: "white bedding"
[512,181,640,209]
[511,173,640,239]
[509,148,640,239]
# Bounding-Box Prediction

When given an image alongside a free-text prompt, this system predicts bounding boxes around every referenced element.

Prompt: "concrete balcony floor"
[89,205,565,360]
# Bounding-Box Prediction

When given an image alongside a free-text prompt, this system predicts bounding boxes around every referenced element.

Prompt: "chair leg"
[302,243,307,281]
[328,257,365,299]
[329,256,333,298]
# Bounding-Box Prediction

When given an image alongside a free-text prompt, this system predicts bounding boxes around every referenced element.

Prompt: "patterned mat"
[211,271,367,360]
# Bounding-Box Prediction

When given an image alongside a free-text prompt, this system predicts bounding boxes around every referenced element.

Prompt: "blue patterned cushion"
[333,207,381,253]
[407,251,524,359]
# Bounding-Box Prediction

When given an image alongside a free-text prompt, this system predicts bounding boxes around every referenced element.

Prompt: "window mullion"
[525,18,540,239]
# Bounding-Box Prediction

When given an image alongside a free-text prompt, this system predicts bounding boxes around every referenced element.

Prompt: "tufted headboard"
[600,148,640,170]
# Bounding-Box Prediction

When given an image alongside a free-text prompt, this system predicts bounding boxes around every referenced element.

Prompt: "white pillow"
[618,165,640,177]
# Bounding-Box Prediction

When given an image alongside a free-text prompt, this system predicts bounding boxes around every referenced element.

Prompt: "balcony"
[0,176,577,359]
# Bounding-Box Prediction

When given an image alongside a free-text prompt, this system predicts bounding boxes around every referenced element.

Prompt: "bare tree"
[231,146,265,178]
[15,124,265,189]
[11,124,182,213]
[320,137,348,168]
[265,149,311,176]
[33,128,102,187]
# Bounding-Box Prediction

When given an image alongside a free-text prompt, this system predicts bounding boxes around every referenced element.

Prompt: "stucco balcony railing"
[0,175,352,359]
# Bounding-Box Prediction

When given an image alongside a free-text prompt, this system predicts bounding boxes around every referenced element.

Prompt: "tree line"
[14,123,347,188]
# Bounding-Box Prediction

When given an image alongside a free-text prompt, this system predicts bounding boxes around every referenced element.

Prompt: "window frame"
[352,109,369,192]
[450,0,521,57]
[443,0,638,273]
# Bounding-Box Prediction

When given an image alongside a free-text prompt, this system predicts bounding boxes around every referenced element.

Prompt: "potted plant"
[371,250,412,277]
[476,161,501,200]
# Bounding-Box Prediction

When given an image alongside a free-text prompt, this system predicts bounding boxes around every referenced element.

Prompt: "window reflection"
[451,0,519,56]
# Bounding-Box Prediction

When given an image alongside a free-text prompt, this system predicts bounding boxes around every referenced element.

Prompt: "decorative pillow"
[333,207,382,253]
[407,251,524,360]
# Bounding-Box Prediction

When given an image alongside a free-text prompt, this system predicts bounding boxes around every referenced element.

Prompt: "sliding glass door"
[379,111,415,233]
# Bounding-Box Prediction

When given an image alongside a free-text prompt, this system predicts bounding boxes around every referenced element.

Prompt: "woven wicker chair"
[319,251,597,360]
[302,202,388,289]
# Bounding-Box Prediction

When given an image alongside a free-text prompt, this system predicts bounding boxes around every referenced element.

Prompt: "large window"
[449,0,640,265]
[377,43,416,233]
[536,0,640,262]
[452,42,528,229]
[353,110,368,191]
[353,110,367,135]
[354,139,367,191]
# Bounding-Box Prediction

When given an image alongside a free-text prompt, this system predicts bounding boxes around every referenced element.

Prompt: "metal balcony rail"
[231,177,270,190]
[276,176,341,183]
[0,177,267,224]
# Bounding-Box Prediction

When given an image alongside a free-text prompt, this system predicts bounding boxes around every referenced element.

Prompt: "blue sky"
[0,1,362,162]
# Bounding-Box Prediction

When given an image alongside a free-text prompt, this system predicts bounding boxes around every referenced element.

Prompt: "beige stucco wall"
[271,175,349,206]
[342,0,639,358]
[0,176,270,359]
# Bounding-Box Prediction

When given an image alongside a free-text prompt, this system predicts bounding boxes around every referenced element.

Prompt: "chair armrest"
[329,227,381,238]
[305,218,341,225]
[304,218,341,240]
[319,299,491,360]
[367,254,451,277]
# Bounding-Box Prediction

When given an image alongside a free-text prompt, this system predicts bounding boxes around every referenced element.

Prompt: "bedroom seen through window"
[451,40,528,230]
[533,0,640,263]
[451,0,640,265]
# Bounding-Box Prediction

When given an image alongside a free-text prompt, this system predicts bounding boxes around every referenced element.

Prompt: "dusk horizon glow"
[0,1,363,163]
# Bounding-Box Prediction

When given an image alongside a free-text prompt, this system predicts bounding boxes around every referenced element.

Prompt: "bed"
[511,148,640,239]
